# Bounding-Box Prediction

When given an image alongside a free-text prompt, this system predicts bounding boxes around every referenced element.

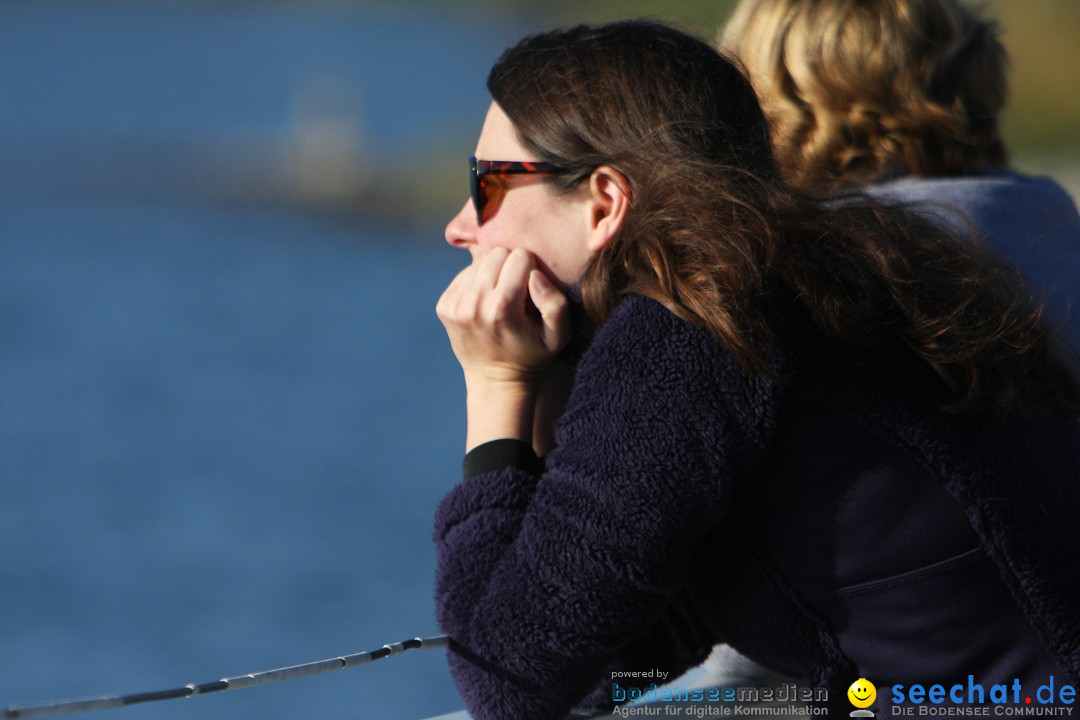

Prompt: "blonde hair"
[721,0,1008,191]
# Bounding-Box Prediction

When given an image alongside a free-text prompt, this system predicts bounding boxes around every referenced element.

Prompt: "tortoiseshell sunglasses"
[470,155,568,226]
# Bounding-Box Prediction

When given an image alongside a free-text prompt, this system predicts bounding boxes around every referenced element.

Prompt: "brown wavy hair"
[488,20,1078,418]
[720,0,1009,191]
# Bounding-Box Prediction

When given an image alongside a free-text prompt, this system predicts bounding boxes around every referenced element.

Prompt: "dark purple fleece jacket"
[434,293,1080,720]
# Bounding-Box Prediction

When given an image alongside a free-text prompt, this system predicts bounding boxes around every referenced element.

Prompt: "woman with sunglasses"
[435,20,1080,720]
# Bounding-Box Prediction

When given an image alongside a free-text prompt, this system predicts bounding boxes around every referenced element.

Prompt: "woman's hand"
[437,246,570,387]
[436,247,571,451]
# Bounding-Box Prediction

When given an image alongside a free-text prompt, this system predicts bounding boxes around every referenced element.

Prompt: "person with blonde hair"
[721,0,1080,345]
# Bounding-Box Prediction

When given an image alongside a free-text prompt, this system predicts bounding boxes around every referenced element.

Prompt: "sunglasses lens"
[482,176,505,224]
[471,172,504,226]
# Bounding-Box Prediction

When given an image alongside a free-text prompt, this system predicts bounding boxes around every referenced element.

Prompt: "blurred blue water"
[0,1,499,144]
[0,2,542,718]
[1,200,465,718]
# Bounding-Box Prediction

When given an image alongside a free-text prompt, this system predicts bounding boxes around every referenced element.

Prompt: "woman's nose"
[445,200,477,248]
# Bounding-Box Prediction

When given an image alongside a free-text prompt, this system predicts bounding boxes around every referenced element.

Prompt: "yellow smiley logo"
[848,678,877,709]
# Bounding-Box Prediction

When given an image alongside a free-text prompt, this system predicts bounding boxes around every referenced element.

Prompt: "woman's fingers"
[437,248,529,325]
[435,263,477,322]
[473,246,510,290]
[491,248,535,322]
[528,269,570,351]
[436,247,570,382]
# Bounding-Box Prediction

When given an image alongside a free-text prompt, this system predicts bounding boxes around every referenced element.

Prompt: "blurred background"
[1,2,1077,719]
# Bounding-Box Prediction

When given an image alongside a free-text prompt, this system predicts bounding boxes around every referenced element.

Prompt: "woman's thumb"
[528,270,570,350]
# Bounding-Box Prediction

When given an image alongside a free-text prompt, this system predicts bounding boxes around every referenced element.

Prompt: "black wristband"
[463,439,544,481]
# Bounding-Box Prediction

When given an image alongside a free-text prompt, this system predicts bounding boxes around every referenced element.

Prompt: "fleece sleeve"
[433,296,778,720]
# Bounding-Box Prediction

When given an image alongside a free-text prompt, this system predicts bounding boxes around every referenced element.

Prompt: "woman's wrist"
[464,379,539,453]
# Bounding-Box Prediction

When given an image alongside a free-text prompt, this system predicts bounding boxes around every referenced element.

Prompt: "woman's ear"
[585,165,631,252]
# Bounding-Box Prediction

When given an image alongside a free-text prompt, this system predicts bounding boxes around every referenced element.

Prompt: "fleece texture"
[434,293,1080,720]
